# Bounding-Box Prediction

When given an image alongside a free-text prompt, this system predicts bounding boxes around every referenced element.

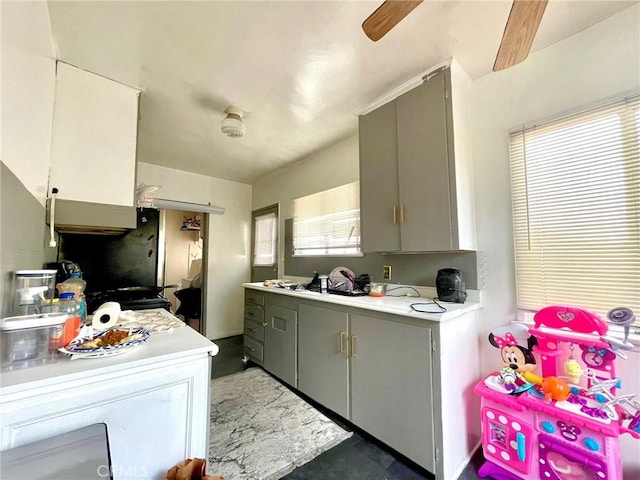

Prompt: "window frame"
[292,181,362,257]
[509,93,640,337]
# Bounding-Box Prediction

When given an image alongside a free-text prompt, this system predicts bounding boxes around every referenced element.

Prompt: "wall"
[0,1,58,316]
[0,0,56,204]
[283,219,478,289]
[252,136,479,288]
[252,134,360,275]
[470,5,640,474]
[137,162,251,340]
[0,164,54,317]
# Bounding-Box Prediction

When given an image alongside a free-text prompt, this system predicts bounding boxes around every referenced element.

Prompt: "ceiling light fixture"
[221,106,246,138]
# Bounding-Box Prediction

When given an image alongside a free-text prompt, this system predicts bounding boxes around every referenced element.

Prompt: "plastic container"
[367,283,387,297]
[57,292,82,346]
[59,273,87,321]
[0,313,68,371]
[11,270,57,316]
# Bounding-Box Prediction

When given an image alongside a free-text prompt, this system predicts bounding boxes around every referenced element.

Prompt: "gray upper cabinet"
[359,101,401,252]
[359,63,476,253]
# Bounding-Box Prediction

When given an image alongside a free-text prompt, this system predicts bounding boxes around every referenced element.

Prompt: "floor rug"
[209,367,352,480]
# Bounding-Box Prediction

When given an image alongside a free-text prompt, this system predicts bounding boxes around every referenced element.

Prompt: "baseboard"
[209,330,243,341]
[453,441,482,480]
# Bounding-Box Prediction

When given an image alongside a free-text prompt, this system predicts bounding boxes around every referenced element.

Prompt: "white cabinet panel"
[1,356,210,480]
[49,63,139,206]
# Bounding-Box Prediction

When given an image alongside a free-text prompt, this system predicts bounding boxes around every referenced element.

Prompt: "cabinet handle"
[339,332,345,354]
[246,345,255,352]
[393,205,397,225]
[247,327,255,332]
[400,204,405,223]
[262,322,268,327]
[247,311,254,316]
[350,335,357,358]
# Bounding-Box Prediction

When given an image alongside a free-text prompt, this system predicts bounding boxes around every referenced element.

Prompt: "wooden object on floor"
[165,458,224,480]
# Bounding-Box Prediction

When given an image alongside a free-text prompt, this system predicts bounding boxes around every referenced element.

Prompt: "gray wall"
[0,162,55,317]
[284,219,477,289]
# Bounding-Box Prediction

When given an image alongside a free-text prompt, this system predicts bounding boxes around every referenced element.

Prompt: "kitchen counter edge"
[242,283,481,322]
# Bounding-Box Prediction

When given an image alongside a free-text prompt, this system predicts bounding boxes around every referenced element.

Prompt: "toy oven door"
[481,406,535,475]
[538,434,608,480]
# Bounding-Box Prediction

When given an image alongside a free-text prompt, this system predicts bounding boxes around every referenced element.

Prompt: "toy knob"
[607,307,635,326]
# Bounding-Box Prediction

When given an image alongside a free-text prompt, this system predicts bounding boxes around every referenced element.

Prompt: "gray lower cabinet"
[350,313,435,473]
[296,301,435,473]
[263,302,297,387]
[297,303,349,418]
[243,292,265,364]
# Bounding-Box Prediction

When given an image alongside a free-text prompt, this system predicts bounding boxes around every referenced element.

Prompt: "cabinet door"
[397,68,454,251]
[49,63,139,206]
[264,304,297,387]
[350,314,435,472]
[298,304,349,418]
[359,101,401,253]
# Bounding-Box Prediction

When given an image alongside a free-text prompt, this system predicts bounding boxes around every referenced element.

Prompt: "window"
[253,212,277,266]
[293,181,361,256]
[510,95,639,324]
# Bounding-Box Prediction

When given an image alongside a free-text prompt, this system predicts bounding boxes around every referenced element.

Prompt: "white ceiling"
[43,0,636,184]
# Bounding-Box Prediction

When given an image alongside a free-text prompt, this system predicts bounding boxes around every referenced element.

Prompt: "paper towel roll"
[92,302,121,330]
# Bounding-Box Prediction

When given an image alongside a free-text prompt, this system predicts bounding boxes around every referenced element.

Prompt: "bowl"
[367,283,387,297]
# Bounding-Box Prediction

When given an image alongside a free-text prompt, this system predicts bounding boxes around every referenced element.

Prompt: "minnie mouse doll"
[489,324,538,391]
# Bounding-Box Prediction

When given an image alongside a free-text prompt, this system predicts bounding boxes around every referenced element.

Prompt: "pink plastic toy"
[475,306,640,480]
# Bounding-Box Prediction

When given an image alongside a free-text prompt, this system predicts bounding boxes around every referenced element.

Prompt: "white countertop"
[242,282,481,322]
[0,309,218,397]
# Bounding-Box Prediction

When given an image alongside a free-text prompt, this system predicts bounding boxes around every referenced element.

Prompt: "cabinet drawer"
[245,291,265,306]
[243,336,264,363]
[245,303,264,323]
[244,319,265,342]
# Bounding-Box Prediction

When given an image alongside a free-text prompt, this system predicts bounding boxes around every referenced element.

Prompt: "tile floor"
[211,335,484,480]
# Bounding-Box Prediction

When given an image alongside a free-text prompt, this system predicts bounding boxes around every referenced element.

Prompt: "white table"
[0,310,218,480]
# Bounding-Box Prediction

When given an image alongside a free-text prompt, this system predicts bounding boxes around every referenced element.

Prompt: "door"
[397,68,454,251]
[298,303,349,418]
[538,434,608,479]
[251,204,279,282]
[263,303,297,387]
[481,405,535,475]
[358,101,401,253]
[350,314,435,472]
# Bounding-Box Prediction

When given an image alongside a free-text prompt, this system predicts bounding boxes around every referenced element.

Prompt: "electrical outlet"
[383,265,392,280]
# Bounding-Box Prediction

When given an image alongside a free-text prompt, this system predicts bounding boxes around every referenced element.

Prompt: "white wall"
[470,5,640,474]
[252,135,359,276]
[137,162,251,340]
[0,1,57,204]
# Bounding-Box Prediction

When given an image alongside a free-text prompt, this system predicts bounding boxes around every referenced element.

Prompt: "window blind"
[253,212,277,266]
[510,95,640,323]
[293,181,361,256]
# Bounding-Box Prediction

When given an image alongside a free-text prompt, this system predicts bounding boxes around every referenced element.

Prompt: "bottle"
[57,292,82,346]
[60,272,87,322]
[319,275,329,294]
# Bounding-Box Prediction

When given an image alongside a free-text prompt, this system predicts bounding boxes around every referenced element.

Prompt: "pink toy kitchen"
[474,305,640,480]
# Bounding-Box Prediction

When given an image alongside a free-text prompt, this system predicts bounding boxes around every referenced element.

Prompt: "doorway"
[161,209,206,333]
[251,204,279,282]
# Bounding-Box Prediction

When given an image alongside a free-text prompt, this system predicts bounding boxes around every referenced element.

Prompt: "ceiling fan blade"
[494,0,548,72]
[362,0,423,42]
